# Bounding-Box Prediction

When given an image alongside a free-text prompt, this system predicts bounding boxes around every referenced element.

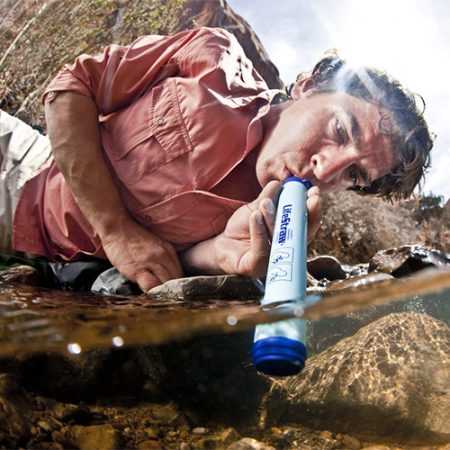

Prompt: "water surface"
[0,268,449,357]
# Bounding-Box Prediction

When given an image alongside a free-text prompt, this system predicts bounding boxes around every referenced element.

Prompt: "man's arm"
[45,92,183,291]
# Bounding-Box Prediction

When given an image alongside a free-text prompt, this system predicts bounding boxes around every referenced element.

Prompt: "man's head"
[256,50,433,200]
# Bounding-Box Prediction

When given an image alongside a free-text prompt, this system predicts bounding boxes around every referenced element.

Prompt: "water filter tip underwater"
[252,177,312,377]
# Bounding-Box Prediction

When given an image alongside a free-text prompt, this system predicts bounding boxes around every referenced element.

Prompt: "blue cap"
[252,336,307,376]
[282,177,313,190]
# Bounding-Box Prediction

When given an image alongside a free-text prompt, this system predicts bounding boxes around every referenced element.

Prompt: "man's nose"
[311,152,354,185]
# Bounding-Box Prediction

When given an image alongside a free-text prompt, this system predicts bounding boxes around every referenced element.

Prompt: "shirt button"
[156,116,165,126]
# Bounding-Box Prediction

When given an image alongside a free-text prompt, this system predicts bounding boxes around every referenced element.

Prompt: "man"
[0,27,433,292]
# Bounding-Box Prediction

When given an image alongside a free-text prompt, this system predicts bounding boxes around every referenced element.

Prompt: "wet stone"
[359,447,394,450]
[342,434,362,449]
[70,424,123,450]
[144,427,159,439]
[307,255,347,281]
[368,245,450,277]
[51,430,76,448]
[150,403,189,429]
[136,439,163,449]
[53,402,94,424]
[262,313,450,445]
[226,437,275,450]
[37,420,53,432]
[319,430,334,440]
[219,427,240,445]
[146,275,264,300]
[36,442,64,450]
[327,272,393,291]
[0,265,43,286]
[195,435,224,449]
[0,395,31,445]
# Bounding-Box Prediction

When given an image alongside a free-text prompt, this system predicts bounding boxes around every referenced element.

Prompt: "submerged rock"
[261,312,450,445]
[70,424,123,450]
[227,437,275,450]
[0,373,32,447]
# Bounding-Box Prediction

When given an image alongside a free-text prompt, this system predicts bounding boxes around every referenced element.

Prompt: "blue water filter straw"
[252,176,312,376]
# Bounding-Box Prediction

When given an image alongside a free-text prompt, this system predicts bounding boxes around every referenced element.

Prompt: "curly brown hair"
[286,50,434,200]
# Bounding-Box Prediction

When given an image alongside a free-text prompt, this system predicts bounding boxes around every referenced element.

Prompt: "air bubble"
[67,342,82,354]
[112,336,124,347]
[226,315,238,326]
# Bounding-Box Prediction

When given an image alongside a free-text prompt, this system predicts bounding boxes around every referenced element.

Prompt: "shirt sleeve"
[43,27,229,115]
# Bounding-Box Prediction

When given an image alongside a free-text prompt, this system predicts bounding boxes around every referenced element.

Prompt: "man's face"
[255,91,399,192]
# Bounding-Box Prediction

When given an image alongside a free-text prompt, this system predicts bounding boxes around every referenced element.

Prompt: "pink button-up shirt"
[13,27,279,261]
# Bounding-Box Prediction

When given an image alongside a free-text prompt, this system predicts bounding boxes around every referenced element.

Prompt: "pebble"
[319,430,334,440]
[226,437,276,450]
[71,424,123,450]
[342,434,362,449]
[193,427,207,434]
[195,436,222,449]
[219,427,240,445]
[360,447,394,450]
[37,420,53,432]
[136,439,163,450]
[145,427,159,439]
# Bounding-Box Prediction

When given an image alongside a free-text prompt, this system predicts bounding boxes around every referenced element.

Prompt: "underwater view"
[0,259,448,449]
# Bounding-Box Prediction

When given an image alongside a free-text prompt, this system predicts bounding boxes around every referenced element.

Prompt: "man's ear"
[291,76,316,99]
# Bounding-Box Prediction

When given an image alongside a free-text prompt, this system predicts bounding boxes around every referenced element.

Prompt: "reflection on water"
[0,268,449,357]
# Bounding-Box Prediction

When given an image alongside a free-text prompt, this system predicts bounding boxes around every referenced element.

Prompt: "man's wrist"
[179,237,224,276]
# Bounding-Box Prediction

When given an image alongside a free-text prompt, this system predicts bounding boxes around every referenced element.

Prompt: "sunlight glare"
[312,0,447,93]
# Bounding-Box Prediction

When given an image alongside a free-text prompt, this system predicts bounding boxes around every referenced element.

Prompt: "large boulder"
[261,312,450,445]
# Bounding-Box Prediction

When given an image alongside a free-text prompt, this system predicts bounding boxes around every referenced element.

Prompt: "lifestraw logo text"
[277,204,292,244]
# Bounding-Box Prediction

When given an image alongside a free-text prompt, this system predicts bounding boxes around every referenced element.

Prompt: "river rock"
[146,275,264,301]
[261,312,450,445]
[307,256,347,281]
[0,265,42,286]
[0,373,32,447]
[369,245,450,276]
[70,424,123,450]
[227,437,276,450]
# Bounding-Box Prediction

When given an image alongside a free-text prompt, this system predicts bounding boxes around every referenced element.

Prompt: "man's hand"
[101,218,183,292]
[180,181,322,278]
[213,182,322,277]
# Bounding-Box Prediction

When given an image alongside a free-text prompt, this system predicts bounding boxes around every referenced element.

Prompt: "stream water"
[1,267,449,358]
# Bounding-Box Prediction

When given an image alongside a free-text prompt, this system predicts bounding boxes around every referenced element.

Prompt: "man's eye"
[348,165,358,185]
[336,119,347,143]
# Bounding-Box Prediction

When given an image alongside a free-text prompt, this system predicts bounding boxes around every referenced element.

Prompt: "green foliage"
[413,192,449,225]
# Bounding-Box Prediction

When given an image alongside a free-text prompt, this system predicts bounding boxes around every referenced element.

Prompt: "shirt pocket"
[104,79,193,167]
[134,190,245,249]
